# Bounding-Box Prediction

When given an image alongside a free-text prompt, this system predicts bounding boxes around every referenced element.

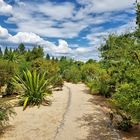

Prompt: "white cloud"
[73,47,99,61]
[75,47,92,53]
[39,39,72,54]
[0,26,11,38]
[38,2,74,20]
[0,26,97,61]
[86,19,136,44]
[52,39,72,53]
[0,0,137,61]
[8,32,44,43]
[5,1,78,38]
[5,0,135,39]
[0,26,72,57]
[76,0,135,13]
[0,0,12,15]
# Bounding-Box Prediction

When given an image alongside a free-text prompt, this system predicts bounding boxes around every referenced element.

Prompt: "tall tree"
[135,1,140,39]
[4,46,8,59]
[136,0,140,29]
[32,46,44,59]
[46,54,50,60]
[18,43,25,53]
[0,47,3,58]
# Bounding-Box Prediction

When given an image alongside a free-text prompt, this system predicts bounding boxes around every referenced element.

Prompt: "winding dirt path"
[0,83,121,140]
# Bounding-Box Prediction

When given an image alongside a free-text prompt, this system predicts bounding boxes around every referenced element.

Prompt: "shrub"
[0,60,17,95]
[63,66,82,83]
[31,58,59,79]
[12,70,50,110]
[81,63,98,81]
[111,83,140,123]
[86,67,112,97]
[51,74,64,89]
[0,103,16,132]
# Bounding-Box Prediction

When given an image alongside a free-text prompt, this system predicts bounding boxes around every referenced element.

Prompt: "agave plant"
[12,70,50,110]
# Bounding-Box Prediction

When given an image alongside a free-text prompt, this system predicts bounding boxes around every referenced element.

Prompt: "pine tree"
[31,46,44,59]
[18,43,25,53]
[9,47,12,53]
[60,56,66,61]
[55,57,58,62]
[135,1,140,39]
[4,46,8,59]
[52,56,55,61]
[46,54,50,60]
[0,47,3,58]
[136,0,140,28]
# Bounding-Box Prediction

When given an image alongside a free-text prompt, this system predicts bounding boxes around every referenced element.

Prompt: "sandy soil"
[0,82,121,140]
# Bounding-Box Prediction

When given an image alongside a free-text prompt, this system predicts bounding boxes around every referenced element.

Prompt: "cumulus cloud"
[0,27,72,55]
[0,26,97,61]
[8,32,44,43]
[0,26,11,39]
[0,0,12,15]
[38,39,72,54]
[0,26,70,54]
[51,40,72,54]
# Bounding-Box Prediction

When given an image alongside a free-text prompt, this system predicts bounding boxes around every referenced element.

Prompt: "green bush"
[81,63,98,81]
[63,66,82,83]
[51,74,64,89]
[12,70,50,110]
[0,60,17,95]
[31,58,59,79]
[86,67,112,97]
[111,83,140,122]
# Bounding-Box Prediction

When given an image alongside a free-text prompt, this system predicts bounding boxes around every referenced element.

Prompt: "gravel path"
[0,82,121,140]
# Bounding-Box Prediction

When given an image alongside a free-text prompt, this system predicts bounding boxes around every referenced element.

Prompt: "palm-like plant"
[6,51,19,63]
[12,70,50,110]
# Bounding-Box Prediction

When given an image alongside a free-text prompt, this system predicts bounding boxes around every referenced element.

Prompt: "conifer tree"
[18,43,25,53]
[0,47,3,58]
[136,0,140,29]
[46,54,50,60]
[4,46,8,59]
[135,0,140,39]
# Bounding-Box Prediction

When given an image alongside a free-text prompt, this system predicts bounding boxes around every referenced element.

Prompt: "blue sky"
[0,0,137,61]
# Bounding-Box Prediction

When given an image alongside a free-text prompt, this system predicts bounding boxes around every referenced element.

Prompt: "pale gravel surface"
[0,82,121,140]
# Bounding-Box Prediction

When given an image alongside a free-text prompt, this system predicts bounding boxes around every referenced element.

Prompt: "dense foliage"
[0,1,140,132]
[85,2,140,130]
[99,34,140,124]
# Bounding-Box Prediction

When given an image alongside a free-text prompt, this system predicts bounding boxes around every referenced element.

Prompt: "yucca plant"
[12,70,50,110]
